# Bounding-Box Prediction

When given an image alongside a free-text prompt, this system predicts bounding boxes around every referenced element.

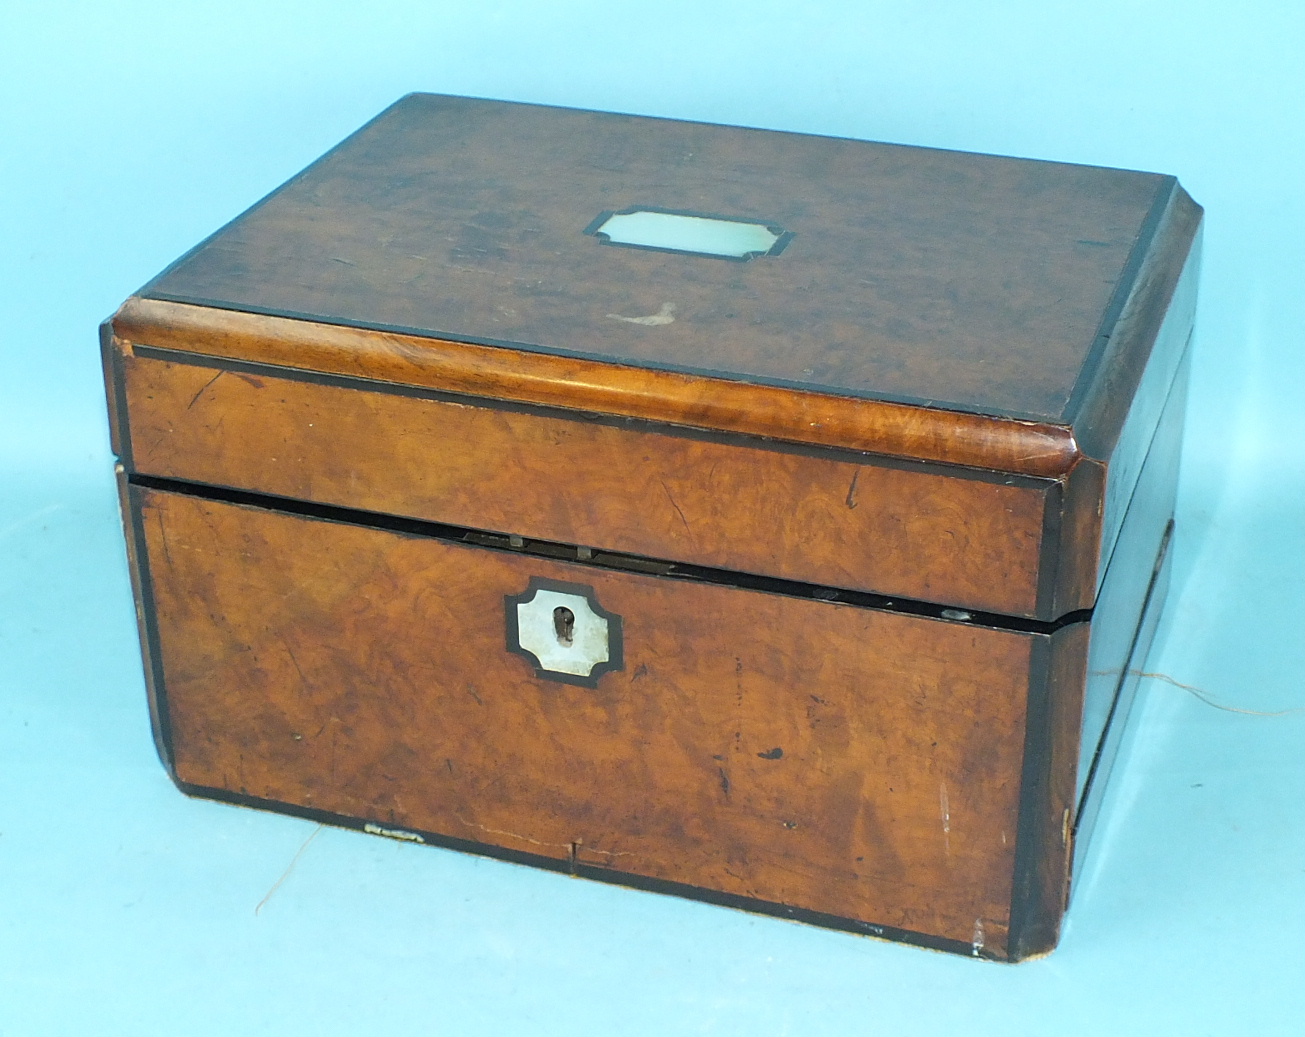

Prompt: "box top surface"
[139,93,1181,428]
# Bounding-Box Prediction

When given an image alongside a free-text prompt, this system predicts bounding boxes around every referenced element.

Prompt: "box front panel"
[134,485,1037,955]
[117,346,1055,618]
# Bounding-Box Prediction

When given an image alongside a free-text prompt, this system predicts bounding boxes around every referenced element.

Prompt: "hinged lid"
[115,93,1200,477]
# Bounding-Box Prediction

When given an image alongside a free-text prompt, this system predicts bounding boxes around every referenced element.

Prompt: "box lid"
[116,93,1200,478]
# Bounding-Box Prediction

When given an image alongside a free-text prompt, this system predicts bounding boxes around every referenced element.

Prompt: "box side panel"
[1094,237,1199,595]
[1073,525,1173,885]
[117,348,1056,618]
[1006,329,1187,954]
[1073,343,1191,870]
[1046,193,1199,616]
[132,484,1039,957]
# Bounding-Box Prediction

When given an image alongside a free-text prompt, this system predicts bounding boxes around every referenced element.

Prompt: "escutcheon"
[505,576,624,687]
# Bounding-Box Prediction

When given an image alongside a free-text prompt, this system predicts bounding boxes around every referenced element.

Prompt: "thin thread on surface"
[255,823,325,915]
[1137,670,1304,717]
[1092,668,1304,718]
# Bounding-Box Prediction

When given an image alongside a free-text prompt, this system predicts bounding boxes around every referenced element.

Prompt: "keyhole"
[553,606,575,646]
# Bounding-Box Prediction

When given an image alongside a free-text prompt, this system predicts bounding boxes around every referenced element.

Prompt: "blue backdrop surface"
[1,3,1302,1034]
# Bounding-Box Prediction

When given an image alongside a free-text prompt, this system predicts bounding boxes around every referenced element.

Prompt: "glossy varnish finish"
[136,485,1054,957]
[113,296,1085,480]
[103,94,1204,960]
[115,346,1057,618]
[140,94,1168,422]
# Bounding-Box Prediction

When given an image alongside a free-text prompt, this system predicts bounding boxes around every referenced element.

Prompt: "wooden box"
[101,94,1201,960]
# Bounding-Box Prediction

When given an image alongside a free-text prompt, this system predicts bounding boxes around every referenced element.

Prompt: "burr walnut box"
[101,94,1201,960]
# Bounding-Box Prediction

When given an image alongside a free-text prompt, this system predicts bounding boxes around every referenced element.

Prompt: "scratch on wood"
[155,510,173,568]
[255,823,324,915]
[456,815,572,852]
[581,845,633,860]
[845,469,860,509]
[971,918,985,957]
[659,479,691,536]
[455,816,632,860]
[939,782,951,855]
[283,639,307,688]
[187,370,225,409]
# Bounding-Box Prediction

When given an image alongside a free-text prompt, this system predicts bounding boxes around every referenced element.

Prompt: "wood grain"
[101,96,1203,960]
[113,297,1083,480]
[137,93,1172,423]
[118,346,1055,617]
[137,485,1057,957]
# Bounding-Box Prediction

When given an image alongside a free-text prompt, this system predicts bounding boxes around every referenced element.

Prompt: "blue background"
[2,2,1302,1033]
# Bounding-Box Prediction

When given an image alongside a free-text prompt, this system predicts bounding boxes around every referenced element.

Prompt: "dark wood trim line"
[112,297,1082,478]
[122,476,177,776]
[1066,185,1203,460]
[1006,621,1087,959]
[1007,634,1056,955]
[135,96,414,300]
[1061,176,1177,422]
[100,318,134,470]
